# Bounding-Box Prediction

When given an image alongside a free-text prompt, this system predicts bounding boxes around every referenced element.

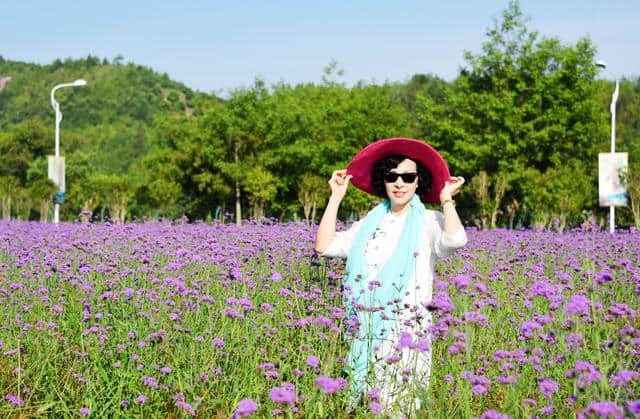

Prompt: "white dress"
[320,209,468,415]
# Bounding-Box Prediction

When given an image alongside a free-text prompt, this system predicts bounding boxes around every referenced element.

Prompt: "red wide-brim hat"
[346,137,450,204]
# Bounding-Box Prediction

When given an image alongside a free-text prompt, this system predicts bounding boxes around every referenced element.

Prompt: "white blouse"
[319,209,468,307]
[320,209,468,414]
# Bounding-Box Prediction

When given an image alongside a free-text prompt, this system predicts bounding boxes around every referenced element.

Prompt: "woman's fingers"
[444,176,465,197]
[329,169,349,190]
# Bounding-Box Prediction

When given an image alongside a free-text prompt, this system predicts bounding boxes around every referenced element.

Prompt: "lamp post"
[595,60,620,234]
[50,79,86,224]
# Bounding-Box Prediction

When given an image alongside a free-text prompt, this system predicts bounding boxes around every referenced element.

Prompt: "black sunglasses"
[383,172,418,183]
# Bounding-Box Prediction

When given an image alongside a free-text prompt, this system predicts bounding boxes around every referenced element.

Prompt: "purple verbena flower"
[232,398,258,418]
[538,377,559,399]
[314,376,347,394]
[610,369,640,387]
[269,383,296,405]
[306,355,319,368]
[564,295,591,316]
[579,401,623,419]
[5,393,24,407]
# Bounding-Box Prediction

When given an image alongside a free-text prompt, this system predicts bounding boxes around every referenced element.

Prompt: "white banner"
[598,152,628,207]
[47,156,65,192]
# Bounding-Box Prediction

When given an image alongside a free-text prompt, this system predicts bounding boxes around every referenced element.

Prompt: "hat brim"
[346,138,450,204]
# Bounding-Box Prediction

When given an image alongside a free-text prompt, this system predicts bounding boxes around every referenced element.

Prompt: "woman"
[315,138,467,416]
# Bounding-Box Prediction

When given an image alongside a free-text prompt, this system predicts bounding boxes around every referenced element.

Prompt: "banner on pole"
[598,152,628,207]
[47,156,65,192]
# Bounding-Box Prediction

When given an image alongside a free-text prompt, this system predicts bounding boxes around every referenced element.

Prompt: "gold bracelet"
[441,199,456,207]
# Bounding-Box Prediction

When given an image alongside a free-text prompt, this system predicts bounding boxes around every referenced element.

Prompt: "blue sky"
[3,1,639,95]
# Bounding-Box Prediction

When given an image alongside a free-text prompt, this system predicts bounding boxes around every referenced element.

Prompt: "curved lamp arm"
[50,79,87,109]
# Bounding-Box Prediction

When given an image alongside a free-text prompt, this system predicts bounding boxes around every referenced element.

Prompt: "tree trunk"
[490,173,508,229]
[311,200,317,225]
[558,214,567,232]
[1,196,10,220]
[234,141,241,226]
[255,200,264,222]
[632,201,640,230]
[120,196,128,223]
[299,190,312,224]
[628,171,640,229]
[303,203,311,224]
[80,198,94,222]
[14,196,31,221]
[471,171,490,230]
[532,212,550,231]
[40,199,49,222]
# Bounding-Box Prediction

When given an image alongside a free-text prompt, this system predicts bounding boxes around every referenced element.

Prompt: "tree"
[0,118,50,184]
[490,171,510,229]
[260,80,410,220]
[0,176,20,219]
[608,77,640,228]
[298,174,328,224]
[415,0,608,226]
[467,170,509,229]
[196,83,268,225]
[225,84,268,225]
[400,73,450,116]
[89,173,133,223]
[620,167,640,229]
[13,188,32,220]
[243,166,277,222]
[29,178,56,222]
[141,115,203,219]
[469,171,490,229]
[342,187,376,220]
[62,152,99,221]
[520,160,593,231]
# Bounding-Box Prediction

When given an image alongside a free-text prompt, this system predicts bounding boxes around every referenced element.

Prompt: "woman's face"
[384,158,418,209]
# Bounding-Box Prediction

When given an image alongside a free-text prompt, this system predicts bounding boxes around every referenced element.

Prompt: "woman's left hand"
[440,176,465,202]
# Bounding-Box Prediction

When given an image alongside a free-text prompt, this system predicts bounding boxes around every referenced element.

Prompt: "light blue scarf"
[343,193,426,400]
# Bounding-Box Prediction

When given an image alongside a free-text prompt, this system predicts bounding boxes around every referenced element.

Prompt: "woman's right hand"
[328,169,352,201]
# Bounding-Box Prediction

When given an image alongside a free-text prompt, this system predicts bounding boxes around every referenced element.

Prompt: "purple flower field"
[0,220,639,418]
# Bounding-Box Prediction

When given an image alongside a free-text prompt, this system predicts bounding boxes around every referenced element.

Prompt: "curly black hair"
[371,155,432,198]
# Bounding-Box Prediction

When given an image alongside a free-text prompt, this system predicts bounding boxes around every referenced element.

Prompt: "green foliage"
[0,55,203,128]
[415,0,611,227]
[519,159,594,230]
[243,166,277,221]
[618,165,640,229]
[0,118,50,184]
[341,187,377,220]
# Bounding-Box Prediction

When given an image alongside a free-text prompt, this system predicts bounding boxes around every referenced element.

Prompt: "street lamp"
[49,79,87,224]
[595,60,620,234]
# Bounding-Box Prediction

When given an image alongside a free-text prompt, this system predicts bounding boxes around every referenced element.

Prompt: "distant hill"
[0,55,220,176]
[0,55,214,129]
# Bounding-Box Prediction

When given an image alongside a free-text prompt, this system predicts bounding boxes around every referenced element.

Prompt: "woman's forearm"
[439,176,466,236]
[442,200,464,236]
[315,195,342,253]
